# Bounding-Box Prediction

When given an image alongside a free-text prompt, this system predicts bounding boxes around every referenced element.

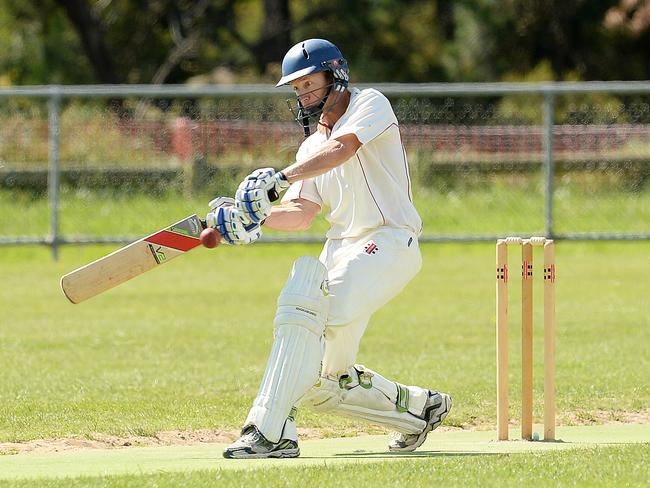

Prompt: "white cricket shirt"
[283,87,422,239]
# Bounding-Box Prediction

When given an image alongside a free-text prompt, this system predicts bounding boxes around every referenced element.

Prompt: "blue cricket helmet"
[276,39,349,88]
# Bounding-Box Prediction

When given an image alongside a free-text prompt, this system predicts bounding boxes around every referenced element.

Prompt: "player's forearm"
[264,200,320,231]
[281,135,360,183]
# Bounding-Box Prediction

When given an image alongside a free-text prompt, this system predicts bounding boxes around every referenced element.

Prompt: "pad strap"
[300,365,431,434]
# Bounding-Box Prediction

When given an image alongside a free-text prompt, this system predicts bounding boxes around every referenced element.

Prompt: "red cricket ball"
[200,228,221,249]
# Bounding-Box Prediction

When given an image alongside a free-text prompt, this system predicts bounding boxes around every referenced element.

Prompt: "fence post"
[170,117,196,196]
[48,88,62,260]
[542,91,555,238]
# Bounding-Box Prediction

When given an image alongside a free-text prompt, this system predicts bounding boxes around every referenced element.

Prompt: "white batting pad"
[244,256,329,442]
[302,365,430,434]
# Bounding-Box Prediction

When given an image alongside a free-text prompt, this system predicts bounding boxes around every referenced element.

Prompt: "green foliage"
[0,0,93,85]
[496,61,629,124]
[1,1,649,85]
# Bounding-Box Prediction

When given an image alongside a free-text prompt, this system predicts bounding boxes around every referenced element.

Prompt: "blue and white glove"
[235,168,290,224]
[206,197,261,245]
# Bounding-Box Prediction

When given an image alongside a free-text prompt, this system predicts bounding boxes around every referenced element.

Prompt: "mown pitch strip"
[0,425,648,480]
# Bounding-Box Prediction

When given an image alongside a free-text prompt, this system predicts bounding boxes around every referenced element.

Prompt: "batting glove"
[235,168,290,223]
[206,197,261,245]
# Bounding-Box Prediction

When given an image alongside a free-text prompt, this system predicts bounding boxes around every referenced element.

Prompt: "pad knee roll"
[274,256,329,336]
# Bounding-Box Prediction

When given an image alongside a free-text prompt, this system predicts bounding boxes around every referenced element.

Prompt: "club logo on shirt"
[364,241,379,255]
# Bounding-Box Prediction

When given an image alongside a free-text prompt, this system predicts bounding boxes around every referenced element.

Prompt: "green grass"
[2,175,649,239]
[82,444,650,488]
[0,241,648,442]
[0,427,649,484]
[95,444,650,488]
[0,188,649,485]
[1,442,649,487]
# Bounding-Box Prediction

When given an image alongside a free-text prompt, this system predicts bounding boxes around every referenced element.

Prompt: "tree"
[54,0,120,83]
[475,0,650,81]
[1,0,649,86]
[256,0,292,72]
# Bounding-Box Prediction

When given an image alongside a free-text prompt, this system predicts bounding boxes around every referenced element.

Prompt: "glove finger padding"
[245,167,275,183]
[208,196,235,212]
[206,205,261,245]
[235,168,290,223]
[235,187,272,223]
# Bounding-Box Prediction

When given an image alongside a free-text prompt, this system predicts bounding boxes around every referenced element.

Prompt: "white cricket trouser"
[319,226,422,375]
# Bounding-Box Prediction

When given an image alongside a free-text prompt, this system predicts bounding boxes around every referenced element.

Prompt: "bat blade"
[61,214,205,304]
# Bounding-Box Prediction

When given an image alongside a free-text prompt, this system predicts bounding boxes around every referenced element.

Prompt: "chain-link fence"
[1,82,649,258]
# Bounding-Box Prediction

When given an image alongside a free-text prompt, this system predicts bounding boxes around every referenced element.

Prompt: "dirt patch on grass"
[0,429,239,455]
[0,427,356,455]
[0,427,462,455]
[562,407,650,426]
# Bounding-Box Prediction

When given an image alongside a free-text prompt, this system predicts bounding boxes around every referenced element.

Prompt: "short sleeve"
[330,89,398,145]
[282,179,322,207]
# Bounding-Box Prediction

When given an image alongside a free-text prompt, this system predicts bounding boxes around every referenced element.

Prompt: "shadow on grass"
[327,450,502,459]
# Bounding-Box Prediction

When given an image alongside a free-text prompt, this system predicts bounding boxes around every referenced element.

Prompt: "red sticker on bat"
[146,230,201,252]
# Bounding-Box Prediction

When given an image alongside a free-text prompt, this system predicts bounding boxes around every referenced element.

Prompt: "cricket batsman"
[208,38,452,458]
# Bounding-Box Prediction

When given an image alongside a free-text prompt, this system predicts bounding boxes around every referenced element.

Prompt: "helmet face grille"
[285,82,334,137]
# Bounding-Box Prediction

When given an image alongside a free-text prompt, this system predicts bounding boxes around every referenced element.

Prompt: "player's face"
[290,72,331,109]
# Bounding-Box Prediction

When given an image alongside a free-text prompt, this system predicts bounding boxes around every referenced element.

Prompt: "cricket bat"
[60,214,207,304]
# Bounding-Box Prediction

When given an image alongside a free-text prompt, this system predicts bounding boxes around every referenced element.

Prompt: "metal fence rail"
[1,81,649,258]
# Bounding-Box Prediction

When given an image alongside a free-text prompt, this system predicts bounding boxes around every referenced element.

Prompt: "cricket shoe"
[223,425,300,459]
[388,390,452,452]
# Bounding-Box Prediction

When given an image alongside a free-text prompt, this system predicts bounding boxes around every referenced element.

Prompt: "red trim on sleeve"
[400,140,414,202]
[290,179,322,207]
[373,122,397,140]
[356,154,387,226]
[360,122,414,203]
